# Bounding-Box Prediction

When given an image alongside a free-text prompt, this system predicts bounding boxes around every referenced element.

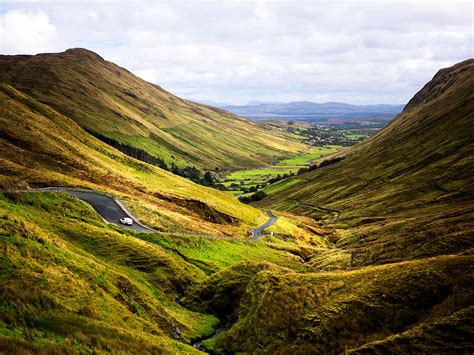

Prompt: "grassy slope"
[258,59,474,264]
[0,83,270,236]
[191,254,473,353]
[0,191,309,353]
[0,48,303,170]
[1,56,473,354]
[174,60,474,354]
[0,83,329,351]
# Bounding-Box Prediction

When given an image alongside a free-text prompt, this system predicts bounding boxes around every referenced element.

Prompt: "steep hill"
[0,82,318,353]
[179,59,474,354]
[0,48,303,170]
[0,83,268,237]
[258,59,474,264]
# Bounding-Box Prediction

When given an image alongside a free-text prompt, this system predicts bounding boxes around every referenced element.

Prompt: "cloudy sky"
[0,0,472,105]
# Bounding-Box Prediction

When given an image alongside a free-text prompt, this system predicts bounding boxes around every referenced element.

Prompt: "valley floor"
[221,146,342,196]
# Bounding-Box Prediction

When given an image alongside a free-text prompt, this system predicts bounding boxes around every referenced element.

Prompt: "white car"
[119,217,133,226]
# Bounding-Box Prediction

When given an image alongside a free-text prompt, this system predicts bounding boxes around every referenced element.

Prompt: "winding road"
[33,187,277,240]
[35,187,156,232]
[248,210,278,241]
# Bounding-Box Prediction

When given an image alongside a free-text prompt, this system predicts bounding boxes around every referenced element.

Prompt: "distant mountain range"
[202,100,405,122]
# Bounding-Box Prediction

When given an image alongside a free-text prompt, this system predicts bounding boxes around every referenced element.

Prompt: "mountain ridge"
[221,100,404,122]
[257,58,474,264]
[0,48,303,170]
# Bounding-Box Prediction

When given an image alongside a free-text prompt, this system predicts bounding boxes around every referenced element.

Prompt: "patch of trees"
[86,128,216,187]
[268,176,281,184]
[86,129,168,170]
[241,183,267,194]
[238,190,267,204]
[296,156,345,175]
[267,173,295,184]
[170,163,216,187]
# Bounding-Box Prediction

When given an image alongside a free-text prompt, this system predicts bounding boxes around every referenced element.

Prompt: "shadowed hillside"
[0,48,303,170]
[258,59,474,265]
[1,54,473,354]
[0,82,316,353]
[0,83,269,237]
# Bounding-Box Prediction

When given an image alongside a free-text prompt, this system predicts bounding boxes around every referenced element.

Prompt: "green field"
[275,147,338,166]
[222,146,342,194]
[343,133,368,140]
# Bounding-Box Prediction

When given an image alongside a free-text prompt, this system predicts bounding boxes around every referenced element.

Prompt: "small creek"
[191,324,228,353]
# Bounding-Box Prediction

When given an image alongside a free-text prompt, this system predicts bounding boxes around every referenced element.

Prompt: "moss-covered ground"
[0,191,323,353]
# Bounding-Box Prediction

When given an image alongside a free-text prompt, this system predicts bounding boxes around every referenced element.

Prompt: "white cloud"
[1,1,472,104]
[0,10,62,54]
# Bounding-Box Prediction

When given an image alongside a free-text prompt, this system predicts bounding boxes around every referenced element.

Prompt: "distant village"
[286,121,386,147]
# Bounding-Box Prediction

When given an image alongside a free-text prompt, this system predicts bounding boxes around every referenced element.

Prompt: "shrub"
[238,196,251,204]
[250,191,267,202]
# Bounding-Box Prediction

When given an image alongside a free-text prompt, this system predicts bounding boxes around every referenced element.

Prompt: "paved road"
[35,187,156,233]
[248,210,278,241]
[34,187,278,238]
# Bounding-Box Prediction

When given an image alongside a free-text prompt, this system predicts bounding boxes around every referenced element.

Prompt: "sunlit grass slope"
[0,83,268,236]
[2,52,472,354]
[0,48,303,170]
[258,59,474,264]
[0,191,310,353]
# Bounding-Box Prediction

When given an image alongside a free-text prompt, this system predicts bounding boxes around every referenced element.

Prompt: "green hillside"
[258,59,474,265]
[0,83,268,237]
[0,190,312,353]
[0,80,323,352]
[0,48,303,170]
[1,56,473,354]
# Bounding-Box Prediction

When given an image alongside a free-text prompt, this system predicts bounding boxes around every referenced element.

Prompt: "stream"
[192,324,228,353]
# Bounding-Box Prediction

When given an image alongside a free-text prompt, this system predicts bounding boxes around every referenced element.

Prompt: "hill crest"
[0,48,303,170]
[405,59,474,111]
[258,58,474,265]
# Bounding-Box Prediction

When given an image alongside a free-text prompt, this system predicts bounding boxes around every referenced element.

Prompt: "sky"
[0,0,472,105]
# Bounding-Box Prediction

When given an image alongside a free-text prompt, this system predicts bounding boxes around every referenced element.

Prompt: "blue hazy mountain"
[221,101,404,122]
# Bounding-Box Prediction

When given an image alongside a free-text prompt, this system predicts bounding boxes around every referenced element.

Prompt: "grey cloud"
[1,0,472,104]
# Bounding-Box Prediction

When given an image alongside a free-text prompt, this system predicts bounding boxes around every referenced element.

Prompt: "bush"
[238,196,252,204]
[251,191,267,202]
[319,156,344,168]
[297,167,308,175]
[203,171,214,186]
[239,191,267,203]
